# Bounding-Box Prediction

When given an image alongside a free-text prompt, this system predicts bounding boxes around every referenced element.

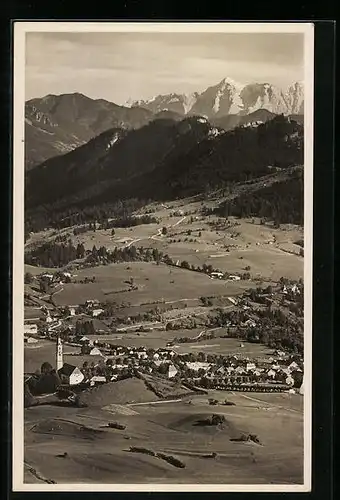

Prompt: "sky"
[25,31,304,104]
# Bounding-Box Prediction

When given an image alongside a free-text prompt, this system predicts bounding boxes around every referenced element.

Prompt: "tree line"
[215,171,303,226]
[25,198,152,234]
[25,241,86,267]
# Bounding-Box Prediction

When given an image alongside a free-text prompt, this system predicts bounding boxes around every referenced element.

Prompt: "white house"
[41,273,54,280]
[168,364,178,379]
[210,272,224,279]
[24,323,38,335]
[244,319,256,327]
[89,347,102,356]
[186,362,210,372]
[267,369,276,378]
[92,308,104,318]
[275,350,286,358]
[285,375,295,386]
[68,306,76,316]
[153,360,163,368]
[229,275,241,281]
[85,299,100,308]
[89,375,106,386]
[24,336,38,344]
[79,336,90,343]
[58,363,84,386]
[246,362,256,372]
[45,312,53,323]
[228,298,238,307]
[291,284,300,295]
[235,366,246,375]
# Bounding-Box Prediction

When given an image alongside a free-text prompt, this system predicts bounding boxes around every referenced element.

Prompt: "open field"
[24,333,276,376]
[23,200,304,485]
[52,261,254,307]
[171,338,275,357]
[24,386,303,484]
[25,211,303,284]
[24,340,83,374]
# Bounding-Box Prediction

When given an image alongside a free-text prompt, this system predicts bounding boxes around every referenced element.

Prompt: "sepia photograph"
[12,22,314,492]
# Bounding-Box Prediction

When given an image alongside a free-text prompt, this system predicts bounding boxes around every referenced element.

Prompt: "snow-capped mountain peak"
[126,78,304,118]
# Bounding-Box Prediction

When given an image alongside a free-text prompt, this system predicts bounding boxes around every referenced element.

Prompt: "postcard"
[12,21,313,492]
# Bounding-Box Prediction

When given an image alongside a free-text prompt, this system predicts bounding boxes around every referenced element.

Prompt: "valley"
[22,79,305,486]
[24,196,304,485]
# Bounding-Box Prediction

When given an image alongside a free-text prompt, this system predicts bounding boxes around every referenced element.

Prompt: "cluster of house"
[40,271,73,286]
[185,356,303,388]
[52,333,303,394]
[281,283,302,295]
[62,300,104,318]
[210,272,241,281]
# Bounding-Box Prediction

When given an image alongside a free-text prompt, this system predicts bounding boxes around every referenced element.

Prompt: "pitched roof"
[90,347,102,355]
[58,363,78,377]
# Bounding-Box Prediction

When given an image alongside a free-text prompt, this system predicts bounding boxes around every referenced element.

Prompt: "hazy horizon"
[25,32,304,104]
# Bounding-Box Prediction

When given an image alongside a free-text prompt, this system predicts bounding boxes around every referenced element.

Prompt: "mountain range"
[127,78,304,118]
[25,113,304,234]
[25,94,153,169]
[25,78,304,169]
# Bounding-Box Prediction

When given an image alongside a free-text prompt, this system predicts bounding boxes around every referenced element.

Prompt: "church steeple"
[56,335,63,371]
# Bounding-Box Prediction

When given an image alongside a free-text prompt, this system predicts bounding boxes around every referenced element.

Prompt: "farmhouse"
[92,308,104,317]
[90,375,106,386]
[235,366,246,375]
[89,347,102,356]
[41,273,53,280]
[58,363,84,386]
[228,297,238,305]
[228,275,241,281]
[45,312,53,323]
[186,362,211,372]
[24,323,38,335]
[288,361,299,371]
[85,299,100,308]
[67,306,76,316]
[168,364,178,379]
[79,336,90,343]
[210,272,224,279]
[24,336,38,344]
[243,319,256,327]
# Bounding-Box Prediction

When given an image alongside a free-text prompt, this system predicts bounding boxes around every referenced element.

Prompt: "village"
[24,267,304,399]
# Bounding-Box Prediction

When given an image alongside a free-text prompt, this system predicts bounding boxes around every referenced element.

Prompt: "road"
[122,216,187,249]
[47,319,62,331]
[127,398,182,406]
[233,392,303,414]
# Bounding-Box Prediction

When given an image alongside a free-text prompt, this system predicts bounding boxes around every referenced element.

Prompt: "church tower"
[56,335,63,371]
